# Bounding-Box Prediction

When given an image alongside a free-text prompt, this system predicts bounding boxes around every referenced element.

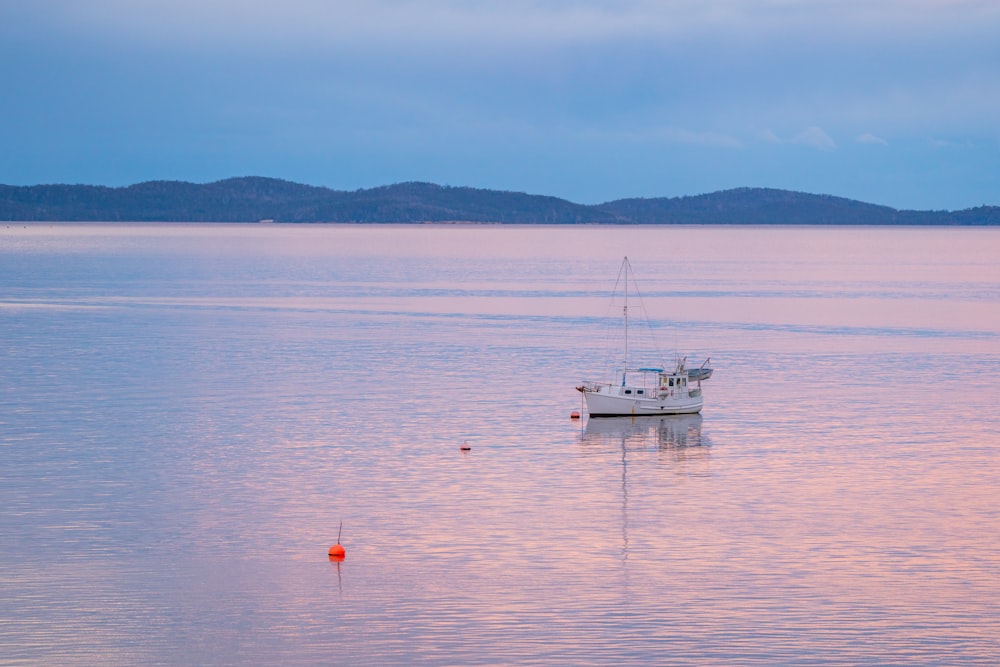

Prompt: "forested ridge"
[2,177,997,225]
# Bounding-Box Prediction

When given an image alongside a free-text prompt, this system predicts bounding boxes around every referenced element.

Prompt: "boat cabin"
[611,366,697,398]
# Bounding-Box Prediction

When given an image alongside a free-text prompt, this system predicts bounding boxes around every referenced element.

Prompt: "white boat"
[576,257,712,417]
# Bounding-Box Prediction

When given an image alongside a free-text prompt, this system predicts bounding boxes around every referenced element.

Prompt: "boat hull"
[582,388,703,417]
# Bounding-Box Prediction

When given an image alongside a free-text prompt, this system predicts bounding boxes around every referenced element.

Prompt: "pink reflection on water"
[5,223,999,664]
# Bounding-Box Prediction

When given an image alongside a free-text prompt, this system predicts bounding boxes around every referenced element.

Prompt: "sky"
[1,0,998,210]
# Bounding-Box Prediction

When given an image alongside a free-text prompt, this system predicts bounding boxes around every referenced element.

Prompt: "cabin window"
[624,389,632,395]
[637,389,644,395]
[669,378,674,387]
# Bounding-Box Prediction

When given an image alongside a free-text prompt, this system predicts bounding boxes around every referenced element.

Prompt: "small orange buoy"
[329,520,346,559]
[460,440,471,451]
[570,411,580,419]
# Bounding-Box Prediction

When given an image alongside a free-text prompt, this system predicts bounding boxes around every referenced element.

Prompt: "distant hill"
[600,188,987,225]
[1,177,997,225]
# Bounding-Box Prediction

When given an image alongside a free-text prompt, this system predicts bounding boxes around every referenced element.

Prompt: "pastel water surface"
[2,224,998,666]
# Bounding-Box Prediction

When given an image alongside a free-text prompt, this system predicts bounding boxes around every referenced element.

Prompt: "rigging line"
[625,259,668,369]
[597,257,629,379]
[596,258,627,379]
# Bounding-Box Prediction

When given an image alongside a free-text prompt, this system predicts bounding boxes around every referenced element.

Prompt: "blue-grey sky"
[2,0,998,209]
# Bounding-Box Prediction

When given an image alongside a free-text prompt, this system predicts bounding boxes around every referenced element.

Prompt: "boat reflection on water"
[581,414,709,458]
[579,414,710,562]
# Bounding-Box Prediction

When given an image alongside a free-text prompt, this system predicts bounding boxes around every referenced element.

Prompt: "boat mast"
[622,256,629,386]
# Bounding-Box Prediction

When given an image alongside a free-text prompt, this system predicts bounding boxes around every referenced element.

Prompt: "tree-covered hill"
[1,177,997,225]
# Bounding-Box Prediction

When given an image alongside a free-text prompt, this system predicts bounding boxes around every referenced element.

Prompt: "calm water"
[1,224,998,666]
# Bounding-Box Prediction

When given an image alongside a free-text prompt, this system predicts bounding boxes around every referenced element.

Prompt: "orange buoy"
[329,520,346,559]
[460,440,471,451]
[570,411,580,419]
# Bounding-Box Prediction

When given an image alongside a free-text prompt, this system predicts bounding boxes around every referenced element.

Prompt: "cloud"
[756,129,782,144]
[791,126,837,151]
[929,137,973,149]
[21,1,711,50]
[576,125,743,149]
[653,127,744,149]
[856,133,888,146]
[757,127,837,151]
[27,0,1000,53]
